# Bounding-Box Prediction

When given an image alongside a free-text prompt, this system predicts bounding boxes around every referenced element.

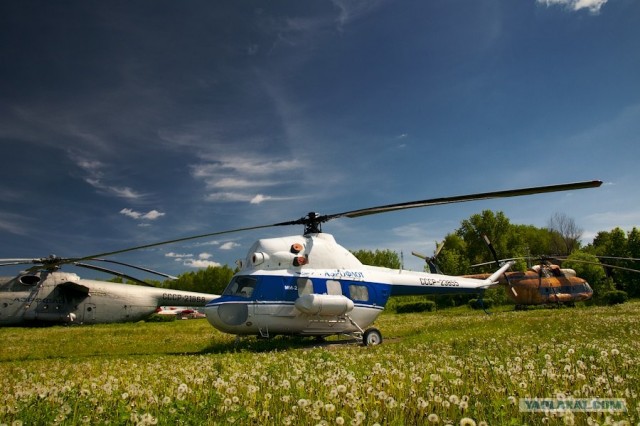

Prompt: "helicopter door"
[81,303,97,323]
[253,277,293,317]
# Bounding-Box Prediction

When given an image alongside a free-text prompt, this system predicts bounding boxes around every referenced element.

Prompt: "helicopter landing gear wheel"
[363,328,382,346]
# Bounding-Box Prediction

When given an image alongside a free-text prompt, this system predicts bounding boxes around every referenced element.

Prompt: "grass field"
[1,302,638,425]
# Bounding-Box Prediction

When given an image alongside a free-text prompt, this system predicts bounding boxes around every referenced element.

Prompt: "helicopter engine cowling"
[294,294,354,316]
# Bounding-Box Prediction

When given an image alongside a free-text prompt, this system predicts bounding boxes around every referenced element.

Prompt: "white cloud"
[142,210,165,220]
[165,251,222,268]
[165,252,194,259]
[220,242,240,250]
[120,208,166,221]
[251,194,271,204]
[184,258,221,268]
[107,185,144,199]
[537,0,608,13]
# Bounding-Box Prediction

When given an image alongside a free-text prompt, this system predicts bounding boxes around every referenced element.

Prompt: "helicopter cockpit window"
[326,280,342,296]
[297,278,314,296]
[349,284,369,302]
[223,276,258,298]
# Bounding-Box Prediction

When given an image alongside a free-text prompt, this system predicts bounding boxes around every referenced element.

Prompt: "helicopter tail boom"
[482,261,516,286]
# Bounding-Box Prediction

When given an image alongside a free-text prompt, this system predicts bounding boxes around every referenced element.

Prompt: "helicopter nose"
[205,301,249,331]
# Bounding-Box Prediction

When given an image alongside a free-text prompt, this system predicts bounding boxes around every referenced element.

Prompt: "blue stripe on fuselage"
[207,274,391,308]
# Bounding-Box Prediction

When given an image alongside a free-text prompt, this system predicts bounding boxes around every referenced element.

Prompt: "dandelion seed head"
[298,398,310,408]
[460,417,477,426]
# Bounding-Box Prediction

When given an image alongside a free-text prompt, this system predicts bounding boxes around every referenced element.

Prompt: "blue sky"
[1,0,638,279]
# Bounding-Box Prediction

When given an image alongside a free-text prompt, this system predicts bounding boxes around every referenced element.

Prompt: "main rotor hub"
[304,212,323,235]
[40,254,64,271]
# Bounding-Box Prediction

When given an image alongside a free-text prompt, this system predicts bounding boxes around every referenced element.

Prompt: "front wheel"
[363,328,382,346]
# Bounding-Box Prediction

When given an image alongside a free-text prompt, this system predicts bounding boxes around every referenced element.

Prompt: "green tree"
[563,251,610,297]
[437,249,471,275]
[586,227,640,296]
[351,249,401,269]
[456,210,512,266]
[167,265,235,295]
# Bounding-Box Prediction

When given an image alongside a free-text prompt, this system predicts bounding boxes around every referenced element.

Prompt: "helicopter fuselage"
[204,233,511,339]
[465,265,593,306]
[0,271,218,326]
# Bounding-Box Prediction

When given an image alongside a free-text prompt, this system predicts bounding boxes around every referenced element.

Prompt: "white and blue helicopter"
[196,180,601,345]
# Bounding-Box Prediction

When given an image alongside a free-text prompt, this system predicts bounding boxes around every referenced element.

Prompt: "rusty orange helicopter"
[464,260,593,307]
[414,235,637,308]
[466,236,640,308]
[459,235,593,307]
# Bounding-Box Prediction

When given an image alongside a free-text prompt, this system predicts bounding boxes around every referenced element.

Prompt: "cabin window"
[297,278,314,296]
[223,276,258,298]
[326,280,342,295]
[19,275,41,286]
[349,284,369,302]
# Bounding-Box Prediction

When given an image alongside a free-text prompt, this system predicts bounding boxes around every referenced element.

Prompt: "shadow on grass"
[196,334,363,354]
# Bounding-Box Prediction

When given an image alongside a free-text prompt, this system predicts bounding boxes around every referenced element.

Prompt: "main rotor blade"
[595,256,640,262]
[73,262,156,287]
[0,259,37,267]
[68,223,278,263]
[329,180,602,220]
[551,257,640,274]
[87,258,178,280]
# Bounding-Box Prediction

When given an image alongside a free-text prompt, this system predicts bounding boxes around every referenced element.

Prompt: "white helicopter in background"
[0,256,219,326]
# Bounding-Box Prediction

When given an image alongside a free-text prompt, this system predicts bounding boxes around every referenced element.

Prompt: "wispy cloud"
[537,0,609,14]
[192,155,307,204]
[0,212,29,235]
[203,192,302,205]
[70,152,145,200]
[165,252,194,259]
[331,0,386,30]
